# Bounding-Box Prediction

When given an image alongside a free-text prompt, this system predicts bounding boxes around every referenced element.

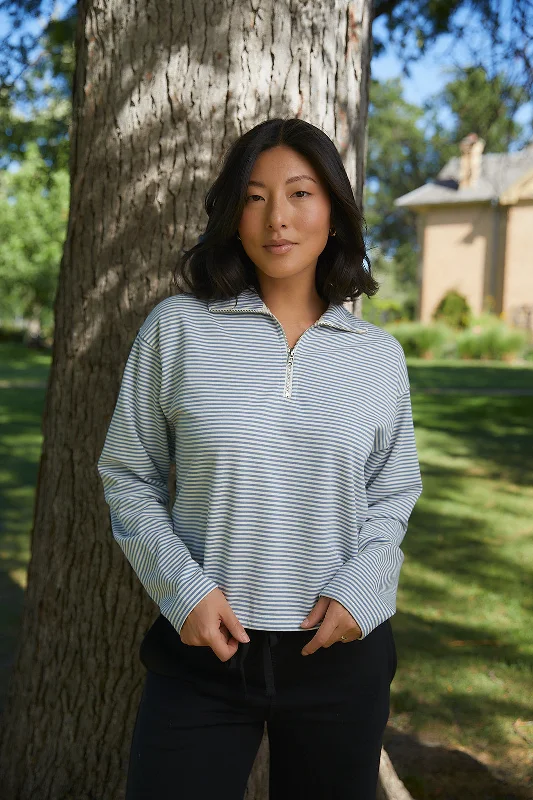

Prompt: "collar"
[207,286,367,334]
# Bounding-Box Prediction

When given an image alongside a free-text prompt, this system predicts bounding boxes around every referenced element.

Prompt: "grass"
[406,357,533,391]
[0,342,51,384]
[391,392,533,797]
[0,343,532,797]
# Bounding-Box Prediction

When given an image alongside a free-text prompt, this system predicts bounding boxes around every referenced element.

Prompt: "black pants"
[125,614,397,800]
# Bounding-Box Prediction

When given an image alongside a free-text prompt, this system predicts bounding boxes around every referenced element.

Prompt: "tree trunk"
[0,1,408,797]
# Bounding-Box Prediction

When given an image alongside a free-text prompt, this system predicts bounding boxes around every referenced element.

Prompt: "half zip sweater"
[97,286,423,640]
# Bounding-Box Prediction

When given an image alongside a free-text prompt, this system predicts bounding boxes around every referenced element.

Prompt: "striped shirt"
[97,286,423,639]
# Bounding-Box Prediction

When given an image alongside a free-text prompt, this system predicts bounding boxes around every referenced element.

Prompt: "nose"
[264,194,290,231]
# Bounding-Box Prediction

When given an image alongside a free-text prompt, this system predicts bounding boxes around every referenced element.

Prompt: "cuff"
[160,573,220,636]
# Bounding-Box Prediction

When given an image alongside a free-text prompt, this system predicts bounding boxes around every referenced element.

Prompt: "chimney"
[459,133,485,188]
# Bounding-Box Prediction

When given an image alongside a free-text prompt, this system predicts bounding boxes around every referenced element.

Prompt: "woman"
[97,117,423,799]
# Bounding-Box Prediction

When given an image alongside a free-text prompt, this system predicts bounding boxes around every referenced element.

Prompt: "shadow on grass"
[0,387,44,712]
[0,388,45,496]
[390,393,533,797]
[412,394,533,487]
[383,727,530,800]
[0,343,52,384]
[405,505,533,618]
[407,360,533,392]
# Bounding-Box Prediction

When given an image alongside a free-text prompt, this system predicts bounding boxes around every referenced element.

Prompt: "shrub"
[455,316,529,360]
[0,325,26,343]
[385,321,453,359]
[432,289,472,329]
[362,297,407,326]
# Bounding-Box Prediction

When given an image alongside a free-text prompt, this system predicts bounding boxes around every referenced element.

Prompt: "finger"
[224,611,250,643]
[210,626,240,661]
[301,619,338,655]
[219,621,233,645]
[319,623,347,647]
[301,596,330,627]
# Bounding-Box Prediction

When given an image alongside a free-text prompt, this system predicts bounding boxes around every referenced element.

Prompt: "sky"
[371,11,532,135]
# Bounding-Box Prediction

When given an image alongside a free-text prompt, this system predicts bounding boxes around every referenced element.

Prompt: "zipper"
[261,307,319,400]
[209,304,366,400]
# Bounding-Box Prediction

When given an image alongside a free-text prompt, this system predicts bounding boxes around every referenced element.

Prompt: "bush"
[432,289,472,329]
[361,297,407,326]
[0,325,26,343]
[455,316,529,360]
[385,321,453,359]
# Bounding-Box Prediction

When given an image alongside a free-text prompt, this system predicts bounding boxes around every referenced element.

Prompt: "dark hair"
[172,117,378,304]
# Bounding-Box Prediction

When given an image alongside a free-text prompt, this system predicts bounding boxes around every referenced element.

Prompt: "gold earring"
[237,233,241,240]
[329,226,336,236]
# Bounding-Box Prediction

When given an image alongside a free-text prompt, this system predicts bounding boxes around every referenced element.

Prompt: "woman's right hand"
[179,587,250,662]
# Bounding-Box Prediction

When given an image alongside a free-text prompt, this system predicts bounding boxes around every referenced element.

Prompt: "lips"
[264,244,294,254]
[263,242,296,254]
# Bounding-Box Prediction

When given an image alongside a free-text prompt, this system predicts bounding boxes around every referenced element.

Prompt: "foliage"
[423,65,531,152]
[365,76,451,265]
[373,0,533,104]
[364,62,530,315]
[360,296,406,326]
[432,289,472,330]
[455,316,530,361]
[386,320,454,358]
[0,141,69,331]
[383,315,531,362]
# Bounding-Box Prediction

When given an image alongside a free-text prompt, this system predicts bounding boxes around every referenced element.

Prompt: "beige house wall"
[501,200,533,324]
[419,205,494,323]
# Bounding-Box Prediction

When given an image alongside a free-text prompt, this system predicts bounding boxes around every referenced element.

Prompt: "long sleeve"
[319,351,423,639]
[97,332,219,635]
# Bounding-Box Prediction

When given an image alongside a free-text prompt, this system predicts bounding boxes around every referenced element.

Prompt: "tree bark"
[0,1,406,797]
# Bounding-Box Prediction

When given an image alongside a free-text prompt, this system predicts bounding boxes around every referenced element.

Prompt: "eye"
[245,190,311,201]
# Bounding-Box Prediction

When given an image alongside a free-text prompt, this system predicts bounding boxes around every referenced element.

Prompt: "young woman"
[97,117,423,800]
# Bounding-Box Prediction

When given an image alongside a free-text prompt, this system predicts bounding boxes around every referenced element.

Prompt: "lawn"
[0,343,532,799]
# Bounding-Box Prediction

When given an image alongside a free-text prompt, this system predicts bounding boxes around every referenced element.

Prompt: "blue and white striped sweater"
[97,286,423,639]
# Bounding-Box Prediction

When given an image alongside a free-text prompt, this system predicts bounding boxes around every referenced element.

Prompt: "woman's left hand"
[300,596,362,655]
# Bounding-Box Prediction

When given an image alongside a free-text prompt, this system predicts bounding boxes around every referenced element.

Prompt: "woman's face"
[237,144,332,283]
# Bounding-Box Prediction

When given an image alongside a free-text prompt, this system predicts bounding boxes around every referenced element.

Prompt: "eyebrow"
[247,174,318,187]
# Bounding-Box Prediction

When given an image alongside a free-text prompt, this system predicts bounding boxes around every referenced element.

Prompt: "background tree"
[0,141,69,336]
[372,0,533,99]
[423,64,531,152]
[364,63,531,320]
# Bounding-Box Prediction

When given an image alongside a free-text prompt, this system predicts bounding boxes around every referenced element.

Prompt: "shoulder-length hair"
[173,117,378,304]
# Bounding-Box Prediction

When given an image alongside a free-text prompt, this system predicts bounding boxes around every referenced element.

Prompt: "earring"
[237,233,241,240]
[329,226,336,236]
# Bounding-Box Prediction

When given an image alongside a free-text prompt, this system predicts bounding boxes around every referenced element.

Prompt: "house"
[394,134,533,328]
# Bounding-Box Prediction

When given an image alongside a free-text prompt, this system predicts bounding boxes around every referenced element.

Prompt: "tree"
[0,2,74,172]
[372,0,533,99]
[423,64,531,152]
[0,1,414,798]
[0,140,69,335]
[2,1,531,98]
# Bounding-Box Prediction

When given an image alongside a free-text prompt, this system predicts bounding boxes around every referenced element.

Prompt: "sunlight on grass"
[392,393,533,785]
[1,344,532,791]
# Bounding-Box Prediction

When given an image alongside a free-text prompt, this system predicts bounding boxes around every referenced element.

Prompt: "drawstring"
[225,638,251,699]
[263,631,281,698]
[224,631,282,701]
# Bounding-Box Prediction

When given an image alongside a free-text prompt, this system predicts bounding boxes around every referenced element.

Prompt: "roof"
[394,145,533,208]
